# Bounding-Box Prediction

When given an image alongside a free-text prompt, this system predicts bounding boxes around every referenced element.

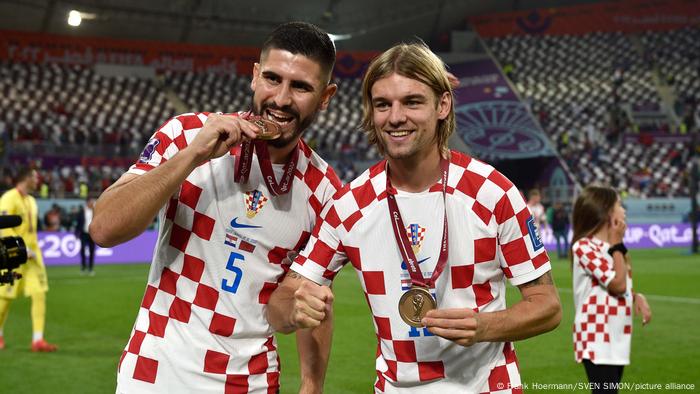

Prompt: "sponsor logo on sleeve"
[138,138,160,163]
[526,216,544,251]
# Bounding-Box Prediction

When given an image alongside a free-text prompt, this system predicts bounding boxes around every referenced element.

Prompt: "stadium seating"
[485,28,699,197]
[2,28,698,194]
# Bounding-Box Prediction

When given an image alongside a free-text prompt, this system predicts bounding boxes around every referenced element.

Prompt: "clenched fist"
[290,280,333,329]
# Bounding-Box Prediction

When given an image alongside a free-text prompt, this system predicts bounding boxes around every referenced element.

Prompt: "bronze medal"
[248,117,281,140]
[398,286,436,327]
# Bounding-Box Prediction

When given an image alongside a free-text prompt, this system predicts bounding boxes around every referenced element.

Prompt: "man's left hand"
[422,308,481,347]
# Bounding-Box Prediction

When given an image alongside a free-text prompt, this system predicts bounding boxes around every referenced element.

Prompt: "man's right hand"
[187,113,260,165]
[290,280,333,329]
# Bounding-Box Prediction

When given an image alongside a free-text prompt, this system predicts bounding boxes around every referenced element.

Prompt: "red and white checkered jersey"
[572,237,633,365]
[291,151,550,393]
[116,112,342,393]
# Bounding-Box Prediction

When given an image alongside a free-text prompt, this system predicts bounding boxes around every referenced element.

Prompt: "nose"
[273,82,292,108]
[387,102,406,127]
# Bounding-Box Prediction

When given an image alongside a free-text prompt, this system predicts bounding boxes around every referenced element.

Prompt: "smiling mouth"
[264,109,295,127]
[386,130,413,137]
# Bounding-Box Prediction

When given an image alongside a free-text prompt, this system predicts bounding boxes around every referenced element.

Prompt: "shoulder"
[0,189,18,204]
[572,237,600,255]
[317,161,386,232]
[297,141,343,193]
[333,160,385,202]
[450,151,516,199]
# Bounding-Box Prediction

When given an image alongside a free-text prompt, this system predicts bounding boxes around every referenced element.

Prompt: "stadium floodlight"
[328,33,352,42]
[67,10,82,27]
[67,10,96,27]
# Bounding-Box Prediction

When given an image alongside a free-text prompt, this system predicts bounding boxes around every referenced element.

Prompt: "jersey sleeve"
[494,183,551,286]
[572,240,615,287]
[290,200,347,287]
[128,113,208,175]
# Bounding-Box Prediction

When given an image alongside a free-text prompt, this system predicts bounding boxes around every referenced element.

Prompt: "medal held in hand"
[387,158,450,328]
[246,115,282,140]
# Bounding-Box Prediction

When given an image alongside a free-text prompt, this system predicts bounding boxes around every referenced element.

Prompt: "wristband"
[607,243,628,257]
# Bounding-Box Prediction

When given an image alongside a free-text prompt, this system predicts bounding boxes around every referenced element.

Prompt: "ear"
[250,62,260,91]
[437,91,451,120]
[319,83,338,111]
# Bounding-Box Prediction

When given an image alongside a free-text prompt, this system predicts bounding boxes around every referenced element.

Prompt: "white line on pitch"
[557,287,700,305]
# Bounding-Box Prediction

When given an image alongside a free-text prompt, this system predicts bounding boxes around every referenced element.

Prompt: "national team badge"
[245,190,268,218]
[406,224,426,254]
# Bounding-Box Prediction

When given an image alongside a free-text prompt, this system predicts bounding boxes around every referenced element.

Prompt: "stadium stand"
[2,28,698,195]
[484,27,700,198]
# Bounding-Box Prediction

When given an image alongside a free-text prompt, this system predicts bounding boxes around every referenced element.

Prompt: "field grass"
[0,248,698,393]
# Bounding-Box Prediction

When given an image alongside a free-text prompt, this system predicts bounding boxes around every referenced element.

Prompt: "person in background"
[0,167,58,352]
[550,202,570,259]
[527,188,547,231]
[570,186,652,393]
[75,197,96,275]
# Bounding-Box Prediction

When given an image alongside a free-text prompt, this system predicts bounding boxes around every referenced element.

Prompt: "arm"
[606,250,628,296]
[267,271,334,393]
[422,272,562,346]
[90,114,259,247]
[606,217,629,296]
[295,283,333,394]
[90,152,198,247]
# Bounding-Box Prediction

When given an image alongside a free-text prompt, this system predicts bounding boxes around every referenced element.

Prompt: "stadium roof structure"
[0,0,604,50]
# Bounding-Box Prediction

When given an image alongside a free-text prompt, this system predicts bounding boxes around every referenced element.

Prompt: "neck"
[16,184,29,196]
[267,139,299,164]
[387,148,443,193]
[592,227,610,244]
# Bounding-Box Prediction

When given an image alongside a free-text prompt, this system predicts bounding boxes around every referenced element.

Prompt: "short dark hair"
[15,166,35,185]
[261,21,336,83]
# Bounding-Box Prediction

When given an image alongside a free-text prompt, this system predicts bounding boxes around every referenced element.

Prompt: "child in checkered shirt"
[571,186,652,393]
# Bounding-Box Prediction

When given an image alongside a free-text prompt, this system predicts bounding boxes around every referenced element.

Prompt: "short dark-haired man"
[91,22,341,393]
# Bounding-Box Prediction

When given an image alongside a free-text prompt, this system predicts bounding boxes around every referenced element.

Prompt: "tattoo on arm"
[519,272,554,288]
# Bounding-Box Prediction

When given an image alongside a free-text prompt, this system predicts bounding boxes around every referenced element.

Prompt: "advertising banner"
[540,223,698,251]
[39,231,157,265]
[38,224,697,266]
[0,29,377,77]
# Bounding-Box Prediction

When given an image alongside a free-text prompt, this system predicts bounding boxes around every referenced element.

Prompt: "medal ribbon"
[233,112,298,196]
[386,158,449,289]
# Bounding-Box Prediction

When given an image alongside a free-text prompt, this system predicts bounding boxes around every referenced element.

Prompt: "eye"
[293,84,313,92]
[265,75,280,84]
[373,102,389,110]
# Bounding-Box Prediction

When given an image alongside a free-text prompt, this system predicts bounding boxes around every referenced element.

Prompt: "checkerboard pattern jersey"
[292,151,551,391]
[572,237,633,365]
[117,112,341,393]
